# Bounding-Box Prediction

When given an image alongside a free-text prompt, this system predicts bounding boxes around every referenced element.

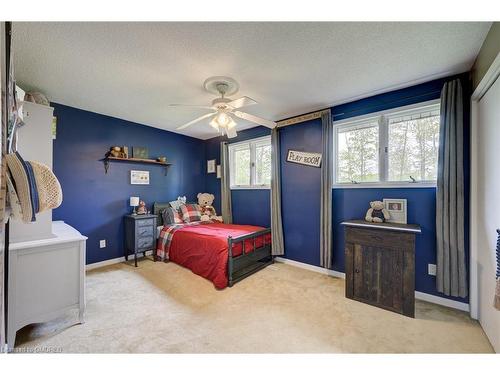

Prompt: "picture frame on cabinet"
[383,198,407,224]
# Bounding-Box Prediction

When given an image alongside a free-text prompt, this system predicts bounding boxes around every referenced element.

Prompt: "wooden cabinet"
[342,220,421,317]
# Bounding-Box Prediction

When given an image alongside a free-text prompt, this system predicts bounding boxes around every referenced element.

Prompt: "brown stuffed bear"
[365,200,390,223]
[197,193,222,222]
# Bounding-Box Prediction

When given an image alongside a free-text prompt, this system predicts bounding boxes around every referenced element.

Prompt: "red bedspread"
[156,222,271,289]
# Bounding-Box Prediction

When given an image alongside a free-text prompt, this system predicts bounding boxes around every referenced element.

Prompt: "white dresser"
[7,221,87,350]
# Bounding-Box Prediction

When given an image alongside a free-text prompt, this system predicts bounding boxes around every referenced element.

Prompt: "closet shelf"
[102,156,172,175]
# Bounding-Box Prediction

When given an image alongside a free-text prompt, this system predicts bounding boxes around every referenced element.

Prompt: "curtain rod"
[276,109,330,128]
[276,89,443,128]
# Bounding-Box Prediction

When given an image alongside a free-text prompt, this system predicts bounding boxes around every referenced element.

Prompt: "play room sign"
[286,150,322,168]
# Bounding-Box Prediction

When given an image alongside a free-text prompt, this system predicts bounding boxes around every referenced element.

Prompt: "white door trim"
[472,52,500,101]
[469,51,500,320]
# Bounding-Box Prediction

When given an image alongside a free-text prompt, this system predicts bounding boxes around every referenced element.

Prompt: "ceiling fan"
[170,76,276,138]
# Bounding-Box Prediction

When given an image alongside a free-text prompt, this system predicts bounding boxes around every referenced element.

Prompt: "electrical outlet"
[99,240,106,249]
[428,263,437,276]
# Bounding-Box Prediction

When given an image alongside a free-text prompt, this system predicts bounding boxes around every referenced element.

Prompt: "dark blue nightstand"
[124,214,157,267]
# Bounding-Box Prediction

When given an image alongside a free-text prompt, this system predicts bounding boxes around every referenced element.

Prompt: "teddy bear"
[197,193,223,222]
[365,200,390,223]
[137,200,147,215]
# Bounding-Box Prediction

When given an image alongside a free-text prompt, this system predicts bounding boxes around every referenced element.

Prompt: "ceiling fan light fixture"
[173,77,276,133]
[210,112,236,131]
[215,112,230,126]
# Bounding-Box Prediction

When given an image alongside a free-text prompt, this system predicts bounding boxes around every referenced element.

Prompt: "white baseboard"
[274,257,470,312]
[274,257,345,279]
[414,291,469,312]
[86,250,153,271]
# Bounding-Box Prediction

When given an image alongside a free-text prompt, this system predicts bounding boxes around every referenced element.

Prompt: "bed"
[153,203,273,289]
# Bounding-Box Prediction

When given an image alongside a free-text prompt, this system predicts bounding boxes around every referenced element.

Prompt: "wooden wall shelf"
[102,156,172,175]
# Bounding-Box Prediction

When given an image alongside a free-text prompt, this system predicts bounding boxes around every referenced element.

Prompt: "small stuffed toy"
[365,200,390,223]
[137,200,147,215]
[197,193,223,222]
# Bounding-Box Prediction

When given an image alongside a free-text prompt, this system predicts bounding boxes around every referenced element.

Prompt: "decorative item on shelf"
[364,200,390,223]
[383,198,407,224]
[130,196,139,215]
[137,200,147,215]
[107,146,127,159]
[207,159,216,173]
[157,156,167,163]
[130,170,150,185]
[132,146,149,159]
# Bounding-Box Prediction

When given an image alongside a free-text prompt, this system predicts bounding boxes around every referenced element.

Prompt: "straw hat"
[6,152,63,223]
[30,160,63,212]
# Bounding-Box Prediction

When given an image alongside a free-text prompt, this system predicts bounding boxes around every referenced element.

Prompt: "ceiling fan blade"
[233,111,276,129]
[227,96,257,109]
[169,104,214,110]
[176,112,216,130]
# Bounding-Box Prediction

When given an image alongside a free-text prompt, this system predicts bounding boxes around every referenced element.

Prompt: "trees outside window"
[229,136,271,189]
[334,102,440,185]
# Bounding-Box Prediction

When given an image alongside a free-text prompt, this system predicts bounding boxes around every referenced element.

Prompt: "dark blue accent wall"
[280,119,322,266]
[52,103,206,265]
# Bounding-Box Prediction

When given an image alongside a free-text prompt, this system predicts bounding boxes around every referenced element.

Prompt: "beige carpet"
[15,259,493,353]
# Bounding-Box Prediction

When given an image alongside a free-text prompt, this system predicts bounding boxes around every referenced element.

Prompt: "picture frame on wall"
[383,198,407,224]
[207,159,216,173]
[132,146,149,159]
[130,170,150,185]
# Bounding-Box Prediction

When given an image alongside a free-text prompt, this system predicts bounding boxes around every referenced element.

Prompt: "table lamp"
[130,196,139,215]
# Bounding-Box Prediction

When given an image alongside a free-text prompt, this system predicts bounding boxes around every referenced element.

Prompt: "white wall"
[475,74,500,352]
[10,101,55,243]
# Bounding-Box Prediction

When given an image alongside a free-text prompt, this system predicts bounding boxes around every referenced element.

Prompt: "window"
[334,101,440,186]
[229,136,271,189]
[337,119,379,183]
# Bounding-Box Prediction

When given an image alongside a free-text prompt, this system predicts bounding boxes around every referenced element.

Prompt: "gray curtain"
[271,128,284,256]
[320,110,333,269]
[220,141,232,224]
[436,78,467,298]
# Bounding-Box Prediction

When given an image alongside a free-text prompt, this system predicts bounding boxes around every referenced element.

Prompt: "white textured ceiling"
[13,22,491,139]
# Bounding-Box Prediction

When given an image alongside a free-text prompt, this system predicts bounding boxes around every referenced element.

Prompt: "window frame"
[228,135,271,190]
[332,99,440,189]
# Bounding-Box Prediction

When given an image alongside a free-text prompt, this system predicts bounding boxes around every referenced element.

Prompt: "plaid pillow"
[180,203,202,223]
[162,207,183,225]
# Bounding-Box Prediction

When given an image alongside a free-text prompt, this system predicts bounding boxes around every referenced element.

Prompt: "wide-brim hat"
[6,152,62,223]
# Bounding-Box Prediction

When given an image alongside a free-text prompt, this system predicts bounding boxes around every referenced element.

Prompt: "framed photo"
[383,198,407,224]
[207,159,216,173]
[130,170,150,185]
[216,165,221,179]
[132,146,149,159]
